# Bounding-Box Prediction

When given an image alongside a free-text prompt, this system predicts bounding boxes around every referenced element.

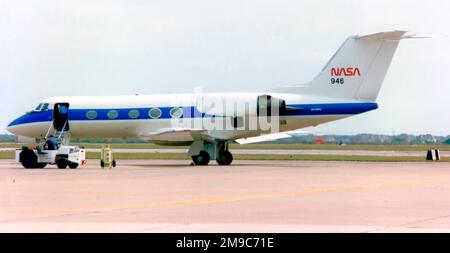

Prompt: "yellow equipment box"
[100,144,116,168]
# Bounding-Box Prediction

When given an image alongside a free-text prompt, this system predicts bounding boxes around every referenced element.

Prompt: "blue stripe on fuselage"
[8,110,53,127]
[7,102,378,127]
[284,102,378,116]
[68,107,206,121]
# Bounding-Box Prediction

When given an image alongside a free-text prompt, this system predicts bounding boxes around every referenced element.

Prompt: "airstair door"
[53,103,70,131]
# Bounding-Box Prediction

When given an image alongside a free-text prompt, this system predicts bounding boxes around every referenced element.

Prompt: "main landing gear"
[216,150,233,165]
[189,141,233,166]
[192,151,210,166]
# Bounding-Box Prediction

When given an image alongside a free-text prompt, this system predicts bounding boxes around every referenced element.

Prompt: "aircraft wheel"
[100,160,104,168]
[192,151,210,165]
[56,159,68,169]
[216,150,233,165]
[20,150,38,169]
[112,160,116,167]
[68,162,78,169]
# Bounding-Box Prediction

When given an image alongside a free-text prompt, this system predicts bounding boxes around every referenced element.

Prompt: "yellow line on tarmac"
[1,179,449,220]
[153,179,450,207]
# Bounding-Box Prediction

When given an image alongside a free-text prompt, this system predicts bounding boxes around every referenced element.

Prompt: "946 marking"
[331,77,344,85]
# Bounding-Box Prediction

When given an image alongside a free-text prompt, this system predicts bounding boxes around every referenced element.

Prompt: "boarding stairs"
[45,120,71,146]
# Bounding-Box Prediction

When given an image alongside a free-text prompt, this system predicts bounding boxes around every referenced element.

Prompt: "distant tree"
[443,138,450,145]
[0,134,17,142]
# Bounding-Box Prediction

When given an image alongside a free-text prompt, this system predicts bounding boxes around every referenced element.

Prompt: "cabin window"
[86,110,98,119]
[128,109,140,119]
[107,110,119,119]
[148,108,162,119]
[170,107,183,118]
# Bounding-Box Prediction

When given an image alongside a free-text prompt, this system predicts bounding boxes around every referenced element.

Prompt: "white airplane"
[7,31,418,166]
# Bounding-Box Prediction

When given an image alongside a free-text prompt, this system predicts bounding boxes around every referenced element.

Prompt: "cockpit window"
[33,103,49,112]
[41,103,49,111]
[34,103,43,111]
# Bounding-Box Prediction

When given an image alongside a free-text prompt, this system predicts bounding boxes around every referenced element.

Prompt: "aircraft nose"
[6,115,25,135]
[7,121,18,135]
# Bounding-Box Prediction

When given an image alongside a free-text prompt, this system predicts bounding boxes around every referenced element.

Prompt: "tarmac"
[1,159,450,232]
[2,148,449,157]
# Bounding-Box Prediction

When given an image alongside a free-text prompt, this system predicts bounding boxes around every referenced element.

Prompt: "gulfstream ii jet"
[7,31,418,166]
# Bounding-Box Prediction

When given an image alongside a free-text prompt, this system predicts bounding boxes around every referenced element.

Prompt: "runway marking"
[1,178,450,222]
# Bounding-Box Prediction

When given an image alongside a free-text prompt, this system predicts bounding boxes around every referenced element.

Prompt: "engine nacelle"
[257,94,286,117]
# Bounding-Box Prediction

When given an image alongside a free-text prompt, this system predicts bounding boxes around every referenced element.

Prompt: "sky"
[0,0,449,135]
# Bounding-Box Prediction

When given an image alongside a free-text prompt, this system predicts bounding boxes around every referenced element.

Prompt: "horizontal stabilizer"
[356,30,407,40]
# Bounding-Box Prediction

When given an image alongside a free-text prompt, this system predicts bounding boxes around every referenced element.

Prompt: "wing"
[234,129,308,144]
[139,128,308,144]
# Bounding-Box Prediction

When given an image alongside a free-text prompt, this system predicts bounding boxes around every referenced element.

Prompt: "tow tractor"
[15,102,86,169]
[16,144,86,169]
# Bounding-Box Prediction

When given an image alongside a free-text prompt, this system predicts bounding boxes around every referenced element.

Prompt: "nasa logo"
[331,67,361,77]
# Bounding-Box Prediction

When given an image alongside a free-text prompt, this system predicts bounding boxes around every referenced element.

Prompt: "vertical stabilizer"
[276,31,410,101]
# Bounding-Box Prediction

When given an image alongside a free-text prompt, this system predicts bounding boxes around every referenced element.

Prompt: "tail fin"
[276,30,409,101]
